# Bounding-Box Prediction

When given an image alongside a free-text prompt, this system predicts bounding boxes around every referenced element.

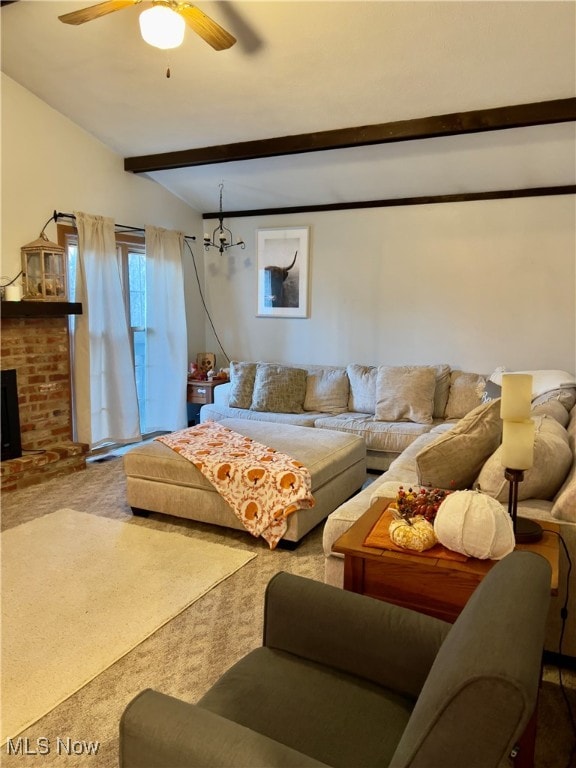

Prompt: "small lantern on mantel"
[21,233,68,301]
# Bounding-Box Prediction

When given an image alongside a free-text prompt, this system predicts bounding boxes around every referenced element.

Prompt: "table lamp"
[500,374,543,543]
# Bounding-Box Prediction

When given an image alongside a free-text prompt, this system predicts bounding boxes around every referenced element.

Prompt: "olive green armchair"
[120,550,550,768]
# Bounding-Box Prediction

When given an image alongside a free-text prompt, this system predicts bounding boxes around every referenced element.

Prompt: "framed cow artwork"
[257,227,310,318]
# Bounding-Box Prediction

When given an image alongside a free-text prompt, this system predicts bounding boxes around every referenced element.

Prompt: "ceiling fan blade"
[178,4,236,50]
[58,0,138,25]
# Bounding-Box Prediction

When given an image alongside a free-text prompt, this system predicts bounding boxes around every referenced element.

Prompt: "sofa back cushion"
[250,363,308,414]
[375,366,436,424]
[347,365,377,413]
[444,371,486,420]
[228,361,257,409]
[552,404,576,522]
[303,368,350,414]
[475,415,572,503]
[415,399,502,490]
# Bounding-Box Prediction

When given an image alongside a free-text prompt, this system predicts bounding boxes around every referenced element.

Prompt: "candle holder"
[504,468,543,543]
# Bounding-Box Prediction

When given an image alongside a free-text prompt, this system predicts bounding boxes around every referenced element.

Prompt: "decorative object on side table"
[500,373,543,543]
[433,489,515,560]
[386,486,452,552]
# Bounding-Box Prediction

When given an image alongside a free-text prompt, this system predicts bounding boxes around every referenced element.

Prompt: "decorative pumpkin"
[433,490,515,560]
[388,515,437,552]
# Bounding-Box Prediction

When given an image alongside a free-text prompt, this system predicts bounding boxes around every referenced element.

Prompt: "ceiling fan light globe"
[139,6,185,50]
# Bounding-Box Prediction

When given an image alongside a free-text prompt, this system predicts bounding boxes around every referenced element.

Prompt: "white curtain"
[144,226,188,433]
[73,211,142,449]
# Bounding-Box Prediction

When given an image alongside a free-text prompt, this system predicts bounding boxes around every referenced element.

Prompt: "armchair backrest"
[390,550,551,768]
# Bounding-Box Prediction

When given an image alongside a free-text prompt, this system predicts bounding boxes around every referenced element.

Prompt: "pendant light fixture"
[204,183,246,254]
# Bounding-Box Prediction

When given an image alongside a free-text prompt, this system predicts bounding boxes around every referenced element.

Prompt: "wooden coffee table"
[332,497,560,623]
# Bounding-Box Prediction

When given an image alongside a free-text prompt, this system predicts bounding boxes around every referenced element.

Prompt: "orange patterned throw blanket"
[156,422,315,549]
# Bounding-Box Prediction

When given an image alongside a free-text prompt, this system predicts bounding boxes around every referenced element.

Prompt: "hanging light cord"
[185,239,230,365]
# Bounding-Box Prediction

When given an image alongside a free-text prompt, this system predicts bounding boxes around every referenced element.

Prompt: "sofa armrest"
[213,381,231,406]
[120,689,329,768]
[263,572,450,699]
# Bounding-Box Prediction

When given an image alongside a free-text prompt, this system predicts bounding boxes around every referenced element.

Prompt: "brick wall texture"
[1,317,73,449]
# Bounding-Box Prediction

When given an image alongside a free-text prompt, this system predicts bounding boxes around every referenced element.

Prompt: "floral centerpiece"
[387,486,453,552]
[392,486,453,524]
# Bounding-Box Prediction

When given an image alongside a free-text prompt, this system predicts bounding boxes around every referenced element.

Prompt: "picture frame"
[257,227,309,318]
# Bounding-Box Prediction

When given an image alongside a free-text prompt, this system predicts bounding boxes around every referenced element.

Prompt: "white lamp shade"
[501,419,535,470]
[139,6,185,49]
[500,374,533,421]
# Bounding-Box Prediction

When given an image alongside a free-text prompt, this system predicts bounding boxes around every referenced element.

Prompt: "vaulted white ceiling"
[2,1,575,213]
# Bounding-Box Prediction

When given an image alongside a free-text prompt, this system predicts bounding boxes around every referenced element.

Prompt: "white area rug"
[1,509,256,743]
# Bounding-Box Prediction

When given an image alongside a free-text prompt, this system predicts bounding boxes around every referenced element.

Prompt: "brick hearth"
[1,309,88,490]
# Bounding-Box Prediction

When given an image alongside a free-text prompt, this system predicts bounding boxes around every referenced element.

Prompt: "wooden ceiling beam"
[124,98,576,174]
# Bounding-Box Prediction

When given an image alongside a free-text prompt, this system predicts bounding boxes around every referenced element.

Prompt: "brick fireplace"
[1,302,88,491]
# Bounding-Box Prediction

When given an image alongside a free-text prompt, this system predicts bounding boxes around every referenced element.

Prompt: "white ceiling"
[2,0,575,213]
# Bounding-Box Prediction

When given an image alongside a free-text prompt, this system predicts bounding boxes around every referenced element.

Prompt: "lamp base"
[514,516,543,544]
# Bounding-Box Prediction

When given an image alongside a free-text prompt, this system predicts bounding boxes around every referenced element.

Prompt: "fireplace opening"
[1,369,22,461]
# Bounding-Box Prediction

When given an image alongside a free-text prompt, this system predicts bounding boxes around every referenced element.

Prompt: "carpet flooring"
[1,508,255,744]
[1,459,575,767]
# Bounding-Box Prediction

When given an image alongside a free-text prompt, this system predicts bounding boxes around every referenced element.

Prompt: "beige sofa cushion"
[432,364,452,418]
[475,416,572,503]
[347,365,377,413]
[415,399,502,490]
[250,363,308,414]
[444,371,485,419]
[314,413,435,453]
[375,365,436,424]
[228,361,257,409]
[304,368,350,415]
[552,405,576,522]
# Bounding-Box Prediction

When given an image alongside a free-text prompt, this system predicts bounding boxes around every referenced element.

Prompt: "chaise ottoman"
[123,418,367,545]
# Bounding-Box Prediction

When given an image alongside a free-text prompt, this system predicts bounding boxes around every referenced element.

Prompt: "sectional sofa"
[201,362,485,471]
[201,361,576,657]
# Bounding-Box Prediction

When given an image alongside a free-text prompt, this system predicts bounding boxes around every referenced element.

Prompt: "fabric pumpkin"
[433,490,515,560]
[388,515,437,552]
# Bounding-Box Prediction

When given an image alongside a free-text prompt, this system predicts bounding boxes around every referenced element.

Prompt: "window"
[58,225,148,436]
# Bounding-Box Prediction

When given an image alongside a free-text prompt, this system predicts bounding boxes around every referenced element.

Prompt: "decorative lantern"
[21,233,67,301]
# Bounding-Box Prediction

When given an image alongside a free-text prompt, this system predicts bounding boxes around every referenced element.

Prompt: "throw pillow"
[375,365,436,424]
[552,405,576,522]
[415,398,502,490]
[475,416,572,503]
[228,361,257,409]
[303,368,350,414]
[444,371,486,419]
[480,380,502,404]
[346,364,377,413]
[489,368,576,396]
[531,387,576,411]
[431,364,451,419]
[250,363,308,414]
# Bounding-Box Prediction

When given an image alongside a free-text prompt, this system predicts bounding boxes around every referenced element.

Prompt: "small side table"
[187,378,227,425]
[332,498,559,623]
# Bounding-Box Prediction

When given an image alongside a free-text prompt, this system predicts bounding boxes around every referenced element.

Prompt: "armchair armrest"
[264,573,450,699]
[120,689,329,768]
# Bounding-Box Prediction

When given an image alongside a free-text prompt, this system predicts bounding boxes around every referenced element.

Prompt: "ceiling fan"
[58,0,236,51]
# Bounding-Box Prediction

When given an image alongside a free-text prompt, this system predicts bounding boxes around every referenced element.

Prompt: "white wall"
[202,195,576,375]
[4,74,574,378]
[0,74,205,361]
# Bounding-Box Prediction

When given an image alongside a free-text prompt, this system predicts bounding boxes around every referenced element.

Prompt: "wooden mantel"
[1,301,82,318]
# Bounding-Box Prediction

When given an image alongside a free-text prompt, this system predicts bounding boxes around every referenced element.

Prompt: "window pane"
[128,251,146,328]
[133,329,146,411]
[67,245,78,302]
